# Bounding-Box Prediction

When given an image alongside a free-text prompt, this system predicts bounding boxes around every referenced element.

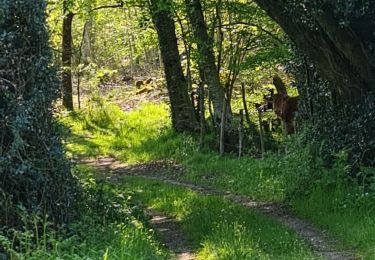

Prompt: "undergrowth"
[61,97,375,259]
[0,165,169,260]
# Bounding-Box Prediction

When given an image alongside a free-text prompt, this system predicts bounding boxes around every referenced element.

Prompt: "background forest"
[1,0,375,259]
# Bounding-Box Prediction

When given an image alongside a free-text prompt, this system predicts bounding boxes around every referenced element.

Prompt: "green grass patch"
[182,152,288,202]
[293,187,375,259]
[60,99,193,164]
[61,98,375,258]
[1,165,170,260]
[120,176,318,260]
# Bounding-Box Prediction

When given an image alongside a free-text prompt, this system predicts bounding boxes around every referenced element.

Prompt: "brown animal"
[122,76,133,82]
[135,80,144,88]
[273,75,287,95]
[145,78,153,84]
[271,75,299,134]
[273,93,298,134]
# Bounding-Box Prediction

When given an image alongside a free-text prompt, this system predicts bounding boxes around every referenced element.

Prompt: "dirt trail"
[82,157,356,260]
[147,209,195,260]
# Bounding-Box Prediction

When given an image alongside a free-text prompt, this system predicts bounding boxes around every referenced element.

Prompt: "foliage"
[0,0,78,228]
[91,6,159,73]
[47,0,160,76]
[0,165,169,259]
[252,0,375,171]
[289,51,375,171]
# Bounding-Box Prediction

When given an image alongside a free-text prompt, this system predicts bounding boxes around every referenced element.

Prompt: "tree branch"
[90,2,124,12]
[218,21,284,44]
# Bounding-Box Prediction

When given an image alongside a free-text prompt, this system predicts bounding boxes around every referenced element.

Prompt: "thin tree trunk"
[174,11,193,92]
[81,19,93,64]
[208,89,215,128]
[61,5,74,111]
[199,82,206,149]
[238,109,244,158]
[241,83,252,127]
[258,110,265,158]
[77,21,91,110]
[219,99,226,156]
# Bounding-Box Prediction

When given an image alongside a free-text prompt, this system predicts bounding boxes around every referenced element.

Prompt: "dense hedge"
[290,52,375,174]
[0,0,78,228]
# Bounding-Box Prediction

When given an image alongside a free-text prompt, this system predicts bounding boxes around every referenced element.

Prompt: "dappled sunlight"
[4,0,374,259]
[122,176,316,259]
[60,100,179,162]
[184,154,287,202]
[60,98,375,259]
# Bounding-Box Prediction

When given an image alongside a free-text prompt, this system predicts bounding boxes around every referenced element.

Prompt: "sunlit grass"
[60,99,186,163]
[60,98,287,201]
[121,176,318,260]
[293,186,375,260]
[61,98,375,258]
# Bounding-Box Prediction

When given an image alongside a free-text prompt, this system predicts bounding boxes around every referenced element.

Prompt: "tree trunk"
[62,3,74,111]
[150,0,198,133]
[185,0,229,125]
[81,19,93,65]
[253,0,375,102]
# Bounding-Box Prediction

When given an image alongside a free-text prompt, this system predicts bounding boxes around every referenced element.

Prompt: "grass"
[60,97,375,259]
[60,98,189,164]
[120,176,318,260]
[293,188,375,259]
[60,98,288,201]
[1,165,170,260]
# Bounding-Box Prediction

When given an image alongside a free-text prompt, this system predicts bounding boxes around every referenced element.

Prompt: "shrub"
[0,0,78,229]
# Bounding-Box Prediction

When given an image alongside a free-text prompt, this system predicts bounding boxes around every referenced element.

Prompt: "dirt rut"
[147,209,195,260]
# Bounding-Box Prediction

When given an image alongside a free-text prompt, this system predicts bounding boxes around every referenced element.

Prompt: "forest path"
[147,208,195,260]
[81,156,356,260]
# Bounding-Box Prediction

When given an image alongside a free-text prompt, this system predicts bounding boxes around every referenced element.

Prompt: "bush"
[289,50,375,177]
[0,0,78,229]
[0,166,169,259]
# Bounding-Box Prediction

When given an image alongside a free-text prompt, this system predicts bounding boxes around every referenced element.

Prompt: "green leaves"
[1,0,78,230]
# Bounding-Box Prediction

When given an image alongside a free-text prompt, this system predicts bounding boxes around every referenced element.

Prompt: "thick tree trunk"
[150,0,198,133]
[185,0,229,125]
[253,0,375,102]
[61,6,74,111]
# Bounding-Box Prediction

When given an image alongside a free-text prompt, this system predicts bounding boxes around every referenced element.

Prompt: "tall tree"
[185,0,229,125]
[149,0,199,133]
